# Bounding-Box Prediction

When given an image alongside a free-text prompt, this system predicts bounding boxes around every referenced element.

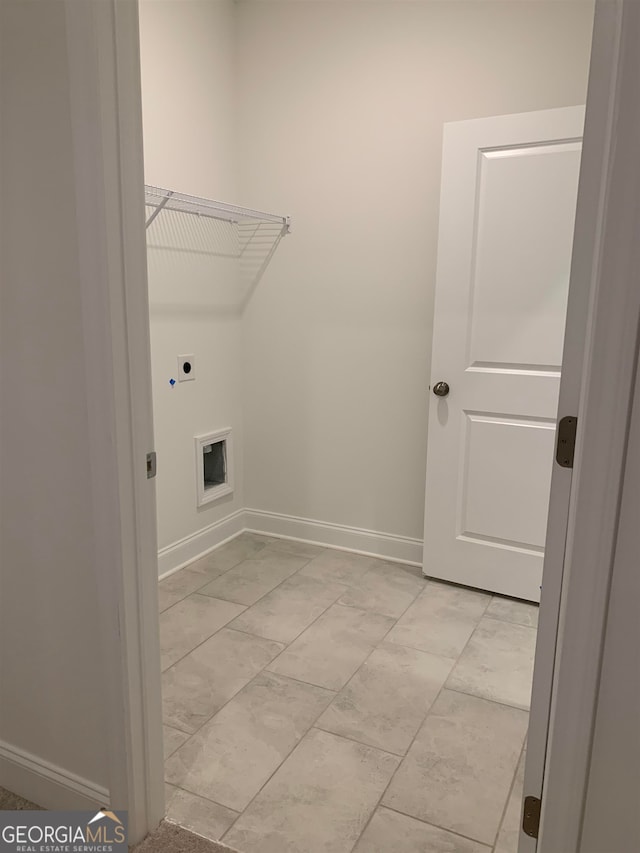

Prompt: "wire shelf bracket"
[144,185,291,234]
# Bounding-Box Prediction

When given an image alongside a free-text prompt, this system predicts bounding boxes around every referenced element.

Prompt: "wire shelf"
[145,185,289,306]
[144,185,291,233]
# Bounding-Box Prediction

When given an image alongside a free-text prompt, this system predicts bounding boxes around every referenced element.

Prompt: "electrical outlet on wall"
[177,354,195,382]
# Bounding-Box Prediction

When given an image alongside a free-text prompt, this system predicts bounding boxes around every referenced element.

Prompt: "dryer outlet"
[177,354,195,382]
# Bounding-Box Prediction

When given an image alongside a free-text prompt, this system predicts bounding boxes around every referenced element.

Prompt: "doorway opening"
[140,3,593,851]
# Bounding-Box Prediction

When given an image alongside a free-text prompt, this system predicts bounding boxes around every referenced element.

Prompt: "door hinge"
[523,795,542,839]
[146,451,157,479]
[556,415,578,468]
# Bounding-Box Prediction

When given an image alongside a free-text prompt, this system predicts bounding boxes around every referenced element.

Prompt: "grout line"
[227,583,349,647]
[160,549,326,676]
[158,539,273,613]
[219,689,341,842]
[162,627,289,741]
[302,583,438,751]
[382,590,490,661]
[259,666,340,693]
[310,723,406,759]
[162,729,190,761]
[159,601,249,676]
[346,679,451,853]
[166,781,241,821]
[445,685,531,715]
[158,530,320,614]
[193,544,325,607]
[490,738,527,852]
[163,545,529,852]
[344,593,493,853]
[262,667,337,694]
[237,556,427,678]
[218,571,442,845]
[161,548,353,748]
[308,727,403,761]
[262,599,402,688]
[215,565,429,840]
[194,555,316,606]
[482,613,539,631]
[380,804,494,849]
[162,549,359,772]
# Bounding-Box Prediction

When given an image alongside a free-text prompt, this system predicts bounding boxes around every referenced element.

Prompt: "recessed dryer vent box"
[195,429,233,507]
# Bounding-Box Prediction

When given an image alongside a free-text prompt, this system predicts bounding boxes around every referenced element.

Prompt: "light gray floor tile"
[165,672,334,812]
[446,618,536,710]
[160,595,245,672]
[198,551,308,606]
[165,785,238,841]
[192,533,271,575]
[353,807,491,853]
[486,597,539,628]
[386,581,490,659]
[162,629,285,733]
[300,550,382,585]
[267,604,395,690]
[223,729,400,853]
[163,725,189,760]
[229,573,346,644]
[158,567,216,613]
[337,562,426,619]
[495,750,526,853]
[383,690,527,845]
[317,643,454,755]
[262,538,326,559]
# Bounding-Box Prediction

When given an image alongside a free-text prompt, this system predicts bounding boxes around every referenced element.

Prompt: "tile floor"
[159,533,538,853]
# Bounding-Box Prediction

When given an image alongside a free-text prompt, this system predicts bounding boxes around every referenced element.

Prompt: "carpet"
[0,786,43,811]
[131,820,241,853]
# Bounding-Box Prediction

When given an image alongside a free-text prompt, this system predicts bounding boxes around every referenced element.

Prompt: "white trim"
[158,510,246,578]
[158,508,422,578]
[65,0,163,844]
[535,2,640,850]
[520,6,622,851]
[244,509,423,566]
[0,741,110,811]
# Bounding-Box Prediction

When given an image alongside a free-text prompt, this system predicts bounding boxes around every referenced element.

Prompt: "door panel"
[460,414,556,551]
[470,143,580,370]
[423,107,583,601]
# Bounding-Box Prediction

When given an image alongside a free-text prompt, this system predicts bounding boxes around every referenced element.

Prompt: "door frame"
[64,0,164,844]
[86,0,639,847]
[527,2,640,851]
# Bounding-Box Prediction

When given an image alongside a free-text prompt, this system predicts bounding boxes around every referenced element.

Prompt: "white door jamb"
[65,0,164,844]
[524,2,640,851]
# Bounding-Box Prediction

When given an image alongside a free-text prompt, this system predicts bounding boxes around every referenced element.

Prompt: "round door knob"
[433,381,450,397]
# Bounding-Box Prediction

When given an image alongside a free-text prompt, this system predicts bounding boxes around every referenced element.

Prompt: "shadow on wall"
[146,208,286,315]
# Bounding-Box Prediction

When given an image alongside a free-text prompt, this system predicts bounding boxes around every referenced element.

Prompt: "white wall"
[139,0,246,565]
[237,1,594,543]
[139,0,236,201]
[0,0,107,797]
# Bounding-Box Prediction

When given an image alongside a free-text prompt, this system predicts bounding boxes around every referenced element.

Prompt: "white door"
[423,107,584,602]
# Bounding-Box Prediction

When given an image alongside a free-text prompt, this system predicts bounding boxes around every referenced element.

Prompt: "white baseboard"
[0,740,110,810]
[244,508,423,566]
[157,507,423,577]
[157,508,245,579]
